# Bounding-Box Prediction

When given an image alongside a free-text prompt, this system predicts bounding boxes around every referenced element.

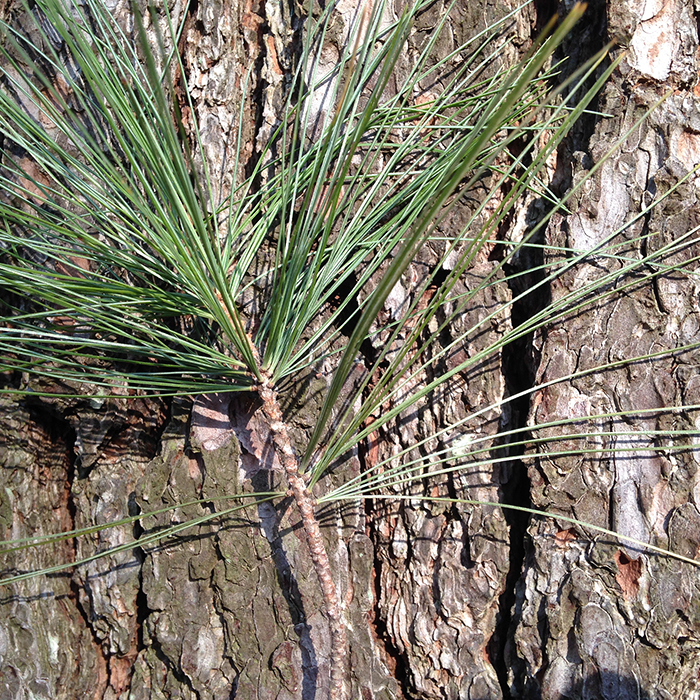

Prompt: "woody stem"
[258,376,347,700]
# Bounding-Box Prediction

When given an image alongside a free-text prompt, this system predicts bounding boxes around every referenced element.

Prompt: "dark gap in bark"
[488,206,550,698]
[535,595,550,687]
[487,454,530,695]
[486,24,612,694]
[428,264,451,345]
[65,422,78,552]
[62,405,82,638]
[246,0,273,180]
[533,0,560,32]
[20,400,81,522]
[555,0,609,149]
[430,262,478,572]
[133,552,148,655]
[504,544,541,698]
[23,398,75,447]
[328,270,361,340]
[21,399,82,575]
[128,489,146,602]
[148,395,172,457]
[19,399,115,688]
[485,0,608,662]
[368,553,409,699]
[322,267,378,379]
[640,207,665,315]
[183,0,201,34]
[447,477,473,568]
[35,402,83,606]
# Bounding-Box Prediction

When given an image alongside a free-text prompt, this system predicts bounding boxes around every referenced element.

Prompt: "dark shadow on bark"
[488,189,552,697]
[0,588,72,605]
[253,470,319,700]
[501,670,654,700]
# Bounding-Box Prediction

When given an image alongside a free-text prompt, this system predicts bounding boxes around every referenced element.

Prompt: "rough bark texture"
[1,0,700,699]
[507,0,700,697]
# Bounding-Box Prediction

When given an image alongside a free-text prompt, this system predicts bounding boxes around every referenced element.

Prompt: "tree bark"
[1,0,700,699]
[508,1,700,697]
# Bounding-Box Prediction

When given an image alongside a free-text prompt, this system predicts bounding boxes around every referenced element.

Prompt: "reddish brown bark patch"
[614,550,642,600]
[554,528,577,548]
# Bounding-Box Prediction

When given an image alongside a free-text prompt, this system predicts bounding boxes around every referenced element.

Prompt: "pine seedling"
[1,0,698,696]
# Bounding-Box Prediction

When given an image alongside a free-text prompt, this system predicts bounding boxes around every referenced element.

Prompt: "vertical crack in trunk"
[366,518,411,699]
[488,3,606,692]
[489,228,550,698]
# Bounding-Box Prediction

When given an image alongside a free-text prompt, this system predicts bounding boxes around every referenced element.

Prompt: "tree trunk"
[508,1,700,697]
[1,0,699,698]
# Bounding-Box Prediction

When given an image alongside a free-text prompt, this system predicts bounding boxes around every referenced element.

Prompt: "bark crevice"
[368,521,411,699]
[490,199,551,698]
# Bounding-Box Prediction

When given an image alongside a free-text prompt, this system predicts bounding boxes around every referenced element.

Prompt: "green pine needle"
[1,0,699,593]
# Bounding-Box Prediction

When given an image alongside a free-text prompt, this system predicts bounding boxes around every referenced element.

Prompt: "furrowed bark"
[258,376,348,700]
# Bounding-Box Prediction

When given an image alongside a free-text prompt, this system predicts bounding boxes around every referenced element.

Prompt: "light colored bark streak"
[258,377,348,700]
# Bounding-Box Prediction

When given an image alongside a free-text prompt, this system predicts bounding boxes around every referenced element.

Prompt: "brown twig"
[258,373,348,700]
[216,290,347,697]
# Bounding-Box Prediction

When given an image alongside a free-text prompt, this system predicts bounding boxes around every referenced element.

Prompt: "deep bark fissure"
[133,567,148,653]
[489,226,550,698]
[487,445,531,697]
[533,0,560,32]
[639,197,666,316]
[488,3,609,680]
[59,409,105,664]
[369,555,410,699]
[131,492,149,685]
